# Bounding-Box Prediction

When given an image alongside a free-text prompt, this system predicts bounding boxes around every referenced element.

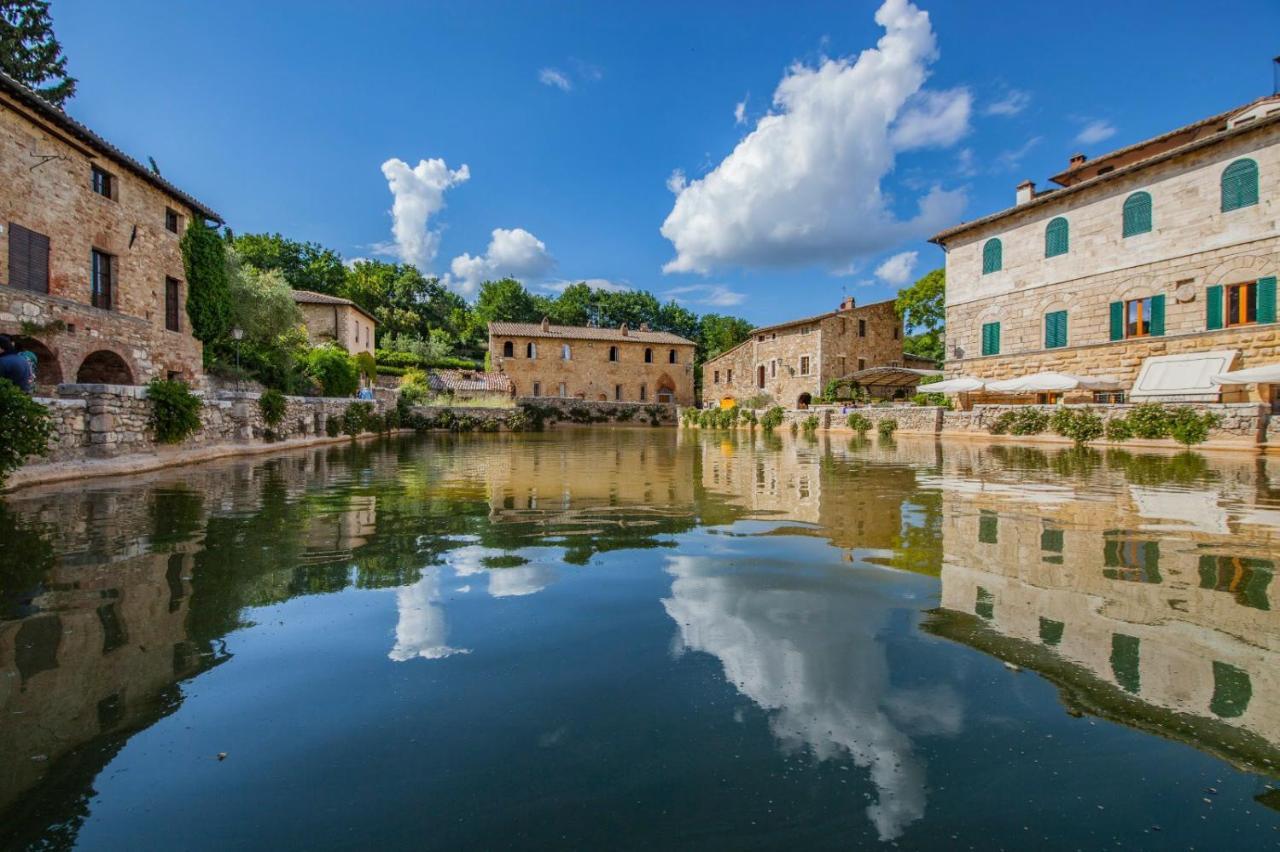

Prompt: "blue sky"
[51,0,1280,324]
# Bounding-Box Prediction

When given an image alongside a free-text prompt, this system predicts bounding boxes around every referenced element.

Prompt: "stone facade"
[489,320,696,405]
[702,298,905,408]
[0,77,217,386]
[293,290,377,355]
[934,101,1280,399]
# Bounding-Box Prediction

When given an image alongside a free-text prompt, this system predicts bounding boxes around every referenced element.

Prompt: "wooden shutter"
[1222,159,1259,212]
[1122,192,1152,237]
[1045,218,1069,257]
[981,321,1001,356]
[165,278,181,331]
[1149,294,1166,336]
[1206,285,1224,330]
[1258,276,1277,325]
[982,239,1002,274]
[8,223,49,293]
[1109,301,1125,341]
[1044,311,1067,349]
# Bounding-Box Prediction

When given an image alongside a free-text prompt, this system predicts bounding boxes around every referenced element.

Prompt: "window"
[980,321,1000,356]
[1045,217,1069,257]
[91,249,114,310]
[644,348,653,363]
[713,370,720,384]
[558,382,567,398]
[1109,295,1164,340]
[669,349,677,364]
[615,384,622,401]
[727,369,733,383]
[165,207,181,234]
[1198,555,1273,611]
[165,277,181,332]
[800,325,811,335]
[1103,532,1161,584]
[639,384,647,401]
[502,340,514,357]
[982,238,1002,274]
[757,334,765,342]
[562,344,571,360]
[7,223,50,293]
[1206,279,1277,329]
[526,342,537,358]
[1122,191,1152,237]
[770,360,776,378]
[1221,158,1259,212]
[799,356,810,376]
[1044,310,1068,349]
[1227,281,1259,327]
[893,326,900,340]
[858,318,867,337]
[609,345,619,362]
[532,382,541,397]
[91,166,113,199]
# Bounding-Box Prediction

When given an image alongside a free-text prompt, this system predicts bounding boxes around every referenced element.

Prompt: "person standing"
[0,335,35,394]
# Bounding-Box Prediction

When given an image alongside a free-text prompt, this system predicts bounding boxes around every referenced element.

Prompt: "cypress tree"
[0,1,77,107]
[180,221,232,351]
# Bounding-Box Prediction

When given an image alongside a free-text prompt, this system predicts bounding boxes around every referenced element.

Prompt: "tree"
[697,314,754,361]
[471,278,542,333]
[0,1,75,107]
[230,232,347,296]
[181,221,233,350]
[224,253,309,388]
[896,267,945,366]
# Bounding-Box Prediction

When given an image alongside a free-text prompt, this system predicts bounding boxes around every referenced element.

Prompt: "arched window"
[526,342,536,359]
[644,347,653,363]
[1122,192,1152,237]
[608,345,619,362]
[1045,217,1069,258]
[502,340,513,358]
[981,238,1002,274]
[1221,159,1259,212]
[668,349,677,364]
[561,344,571,360]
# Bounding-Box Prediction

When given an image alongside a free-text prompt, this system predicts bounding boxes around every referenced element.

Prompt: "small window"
[1045,217,1069,257]
[799,356,810,376]
[91,166,113,199]
[893,326,900,340]
[614,384,622,401]
[1122,192,1152,237]
[165,207,181,234]
[1226,281,1258,327]
[800,326,811,335]
[532,382,541,397]
[558,382,567,398]
[1221,159,1259,212]
[981,321,1000,356]
[1128,297,1152,337]
[668,349,677,364]
[982,238,1002,274]
[526,342,537,359]
[503,340,514,357]
[165,277,181,332]
[857,357,866,371]
[713,370,720,384]
[639,384,647,401]
[91,249,114,310]
[609,345,619,362]
[1044,310,1068,349]
[770,360,776,378]
[757,334,765,342]
[562,344,571,360]
[858,318,866,337]
[726,369,733,383]
[644,347,653,363]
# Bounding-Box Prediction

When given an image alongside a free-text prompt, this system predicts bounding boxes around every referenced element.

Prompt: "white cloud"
[570,58,603,81]
[666,169,688,194]
[541,278,631,294]
[984,88,1030,117]
[955,147,976,177]
[660,0,967,274]
[538,67,572,91]
[734,97,748,125]
[448,227,556,296]
[663,284,746,308]
[1076,119,1116,145]
[378,157,470,271]
[993,135,1041,172]
[875,250,918,285]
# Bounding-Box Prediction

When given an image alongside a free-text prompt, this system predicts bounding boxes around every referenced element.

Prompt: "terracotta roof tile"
[488,321,694,345]
[428,369,513,393]
[291,290,377,322]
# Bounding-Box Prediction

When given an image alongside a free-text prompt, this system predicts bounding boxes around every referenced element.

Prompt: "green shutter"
[1122,191,1152,237]
[1045,310,1067,349]
[1149,294,1165,336]
[982,238,1002,274]
[1045,217,1069,257]
[1206,285,1224,330]
[1259,277,1277,324]
[992,322,1000,354]
[1222,159,1259,212]
[1109,301,1125,341]
[981,321,1001,356]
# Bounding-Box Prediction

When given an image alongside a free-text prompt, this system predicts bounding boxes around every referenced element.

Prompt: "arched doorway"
[797,392,812,409]
[76,350,134,384]
[757,365,765,388]
[655,374,676,404]
[13,337,62,388]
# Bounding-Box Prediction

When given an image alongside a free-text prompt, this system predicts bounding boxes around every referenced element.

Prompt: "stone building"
[427,368,513,403]
[701,296,904,408]
[0,70,220,388]
[291,289,377,356]
[931,93,1280,403]
[488,319,696,404]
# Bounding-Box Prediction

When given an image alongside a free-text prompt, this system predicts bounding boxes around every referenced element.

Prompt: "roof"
[488,321,694,345]
[0,70,222,222]
[930,96,1280,245]
[705,298,900,364]
[841,366,942,387]
[291,289,377,323]
[427,369,513,394]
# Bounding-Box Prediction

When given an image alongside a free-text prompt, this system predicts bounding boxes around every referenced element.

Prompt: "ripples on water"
[1,430,1278,849]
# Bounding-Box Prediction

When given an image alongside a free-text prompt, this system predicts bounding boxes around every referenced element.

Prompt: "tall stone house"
[931,93,1280,404]
[291,289,377,356]
[488,319,696,405]
[702,297,904,408]
[0,71,220,388]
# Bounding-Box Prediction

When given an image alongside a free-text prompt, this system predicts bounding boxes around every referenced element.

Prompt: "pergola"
[837,366,943,393]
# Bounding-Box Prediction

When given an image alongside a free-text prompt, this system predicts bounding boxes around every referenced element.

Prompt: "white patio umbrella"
[985,372,1125,393]
[922,376,986,393]
[1209,363,1280,385]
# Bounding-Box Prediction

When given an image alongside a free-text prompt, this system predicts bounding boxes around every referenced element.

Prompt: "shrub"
[1104,417,1133,442]
[1050,407,1104,446]
[1125,403,1171,440]
[911,392,951,408]
[846,412,872,434]
[355,351,377,382]
[742,393,774,410]
[258,388,286,427]
[147,379,202,444]
[1167,407,1220,446]
[324,417,340,437]
[989,407,1049,436]
[306,345,360,397]
[398,368,430,406]
[801,414,821,432]
[615,405,636,422]
[742,409,758,427]
[0,380,53,488]
[645,404,666,427]
[513,403,554,432]
[180,221,231,345]
[877,418,898,438]
[760,406,785,430]
[342,402,374,436]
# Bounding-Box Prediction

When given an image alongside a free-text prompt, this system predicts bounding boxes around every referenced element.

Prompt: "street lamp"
[231,327,244,391]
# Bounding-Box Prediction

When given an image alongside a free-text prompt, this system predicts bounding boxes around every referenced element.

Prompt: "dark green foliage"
[258,389,286,427]
[306,346,359,397]
[230,232,347,296]
[1125,403,1172,440]
[1167,408,1220,446]
[615,406,636,422]
[355,351,377,381]
[324,417,340,437]
[375,350,481,370]
[180,222,232,347]
[0,377,51,488]
[146,379,202,444]
[760,406,785,430]
[1049,407,1104,446]
[989,408,1049,436]
[644,405,666,426]
[1104,417,1134,442]
[877,418,898,438]
[0,1,76,106]
[341,402,375,436]
[896,268,944,365]
[801,414,821,432]
[847,412,872,434]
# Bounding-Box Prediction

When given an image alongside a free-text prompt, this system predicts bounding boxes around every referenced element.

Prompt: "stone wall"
[518,396,679,426]
[941,403,1267,445]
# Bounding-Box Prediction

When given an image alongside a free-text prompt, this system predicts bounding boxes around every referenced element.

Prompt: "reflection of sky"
[662,552,961,841]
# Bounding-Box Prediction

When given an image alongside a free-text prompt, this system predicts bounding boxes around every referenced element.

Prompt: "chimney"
[619,322,629,337]
[1069,152,1087,169]
[540,316,550,332]
[1016,179,1036,205]
[639,322,650,332]
[839,295,856,312]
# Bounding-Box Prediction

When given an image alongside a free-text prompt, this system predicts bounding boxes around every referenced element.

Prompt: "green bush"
[1049,407,1104,446]
[180,222,232,345]
[147,379,202,444]
[324,417,340,437]
[374,350,481,371]
[1167,408,1220,446]
[342,402,375,436]
[877,418,898,438]
[1104,417,1134,442]
[306,345,360,397]
[801,414,820,432]
[989,407,1049,436]
[0,380,53,488]
[355,351,377,381]
[742,409,758,427]
[1125,403,1171,440]
[760,406,785,430]
[911,392,951,408]
[846,412,872,434]
[258,388,286,427]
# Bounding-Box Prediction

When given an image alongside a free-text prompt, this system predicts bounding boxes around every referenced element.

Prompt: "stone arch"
[12,337,62,387]
[76,349,135,384]
[1204,254,1277,288]
[797,392,812,409]
[1112,274,1160,303]
[655,373,676,403]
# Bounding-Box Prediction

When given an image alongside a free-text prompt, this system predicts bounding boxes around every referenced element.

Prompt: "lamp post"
[231,326,244,392]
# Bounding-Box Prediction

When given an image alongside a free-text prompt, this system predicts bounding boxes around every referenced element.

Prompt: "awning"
[1131,350,1237,401]
[1210,362,1280,385]
[986,372,1125,393]
[841,366,943,387]
[925,376,986,393]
